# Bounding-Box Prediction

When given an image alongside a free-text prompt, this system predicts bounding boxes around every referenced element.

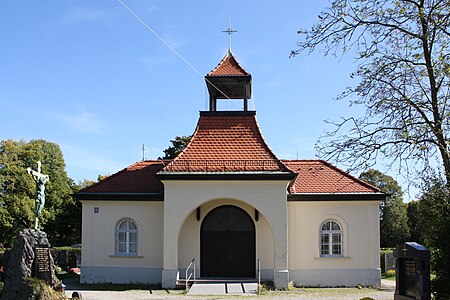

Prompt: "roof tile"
[283,160,380,193]
[81,160,166,193]
[207,52,250,76]
[161,113,289,172]
[78,159,380,196]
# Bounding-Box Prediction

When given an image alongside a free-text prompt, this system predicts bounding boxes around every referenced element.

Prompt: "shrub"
[257,283,268,295]
[385,269,396,277]
[25,277,66,300]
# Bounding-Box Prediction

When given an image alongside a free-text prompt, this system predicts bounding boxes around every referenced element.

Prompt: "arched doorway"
[201,205,255,278]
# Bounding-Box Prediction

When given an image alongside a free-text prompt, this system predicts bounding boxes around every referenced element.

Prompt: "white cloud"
[63,7,114,24]
[52,110,104,134]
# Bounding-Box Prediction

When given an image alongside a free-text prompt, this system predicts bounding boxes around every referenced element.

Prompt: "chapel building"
[76,50,384,289]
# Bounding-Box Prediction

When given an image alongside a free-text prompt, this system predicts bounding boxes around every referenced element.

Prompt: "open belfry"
[76,45,385,289]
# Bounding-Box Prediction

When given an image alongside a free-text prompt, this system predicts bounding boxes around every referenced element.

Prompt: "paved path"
[64,279,395,299]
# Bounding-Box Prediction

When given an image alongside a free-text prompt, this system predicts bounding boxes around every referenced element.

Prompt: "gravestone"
[1,229,58,300]
[394,242,430,300]
[34,247,53,284]
[384,252,396,272]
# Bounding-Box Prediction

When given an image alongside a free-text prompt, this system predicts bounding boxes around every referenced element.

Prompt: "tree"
[359,169,409,247]
[406,200,424,244]
[159,136,191,159]
[0,139,80,246]
[415,178,450,298]
[292,0,450,184]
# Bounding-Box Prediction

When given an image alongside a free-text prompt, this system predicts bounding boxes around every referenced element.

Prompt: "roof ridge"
[161,118,202,172]
[316,160,381,193]
[80,160,168,192]
[80,165,130,193]
[253,115,292,173]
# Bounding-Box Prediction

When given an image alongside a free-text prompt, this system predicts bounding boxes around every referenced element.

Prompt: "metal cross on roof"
[222,16,237,52]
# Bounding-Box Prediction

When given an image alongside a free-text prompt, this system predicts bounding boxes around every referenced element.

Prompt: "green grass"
[381,269,396,281]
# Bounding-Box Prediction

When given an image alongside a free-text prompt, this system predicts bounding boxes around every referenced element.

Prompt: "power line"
[116,0,243,108]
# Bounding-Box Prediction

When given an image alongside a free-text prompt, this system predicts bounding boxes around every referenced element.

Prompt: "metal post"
[258,259,261,287]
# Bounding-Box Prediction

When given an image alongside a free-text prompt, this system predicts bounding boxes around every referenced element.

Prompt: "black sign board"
[394,242,430,300]
[33,247,52,284]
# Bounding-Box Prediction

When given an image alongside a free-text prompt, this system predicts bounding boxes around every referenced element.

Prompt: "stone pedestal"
[2,229,58,300]
[161,269,179,289]
[274,269,289,289]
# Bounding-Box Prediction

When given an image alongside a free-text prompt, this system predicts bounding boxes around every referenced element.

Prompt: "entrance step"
[187,281,258,295]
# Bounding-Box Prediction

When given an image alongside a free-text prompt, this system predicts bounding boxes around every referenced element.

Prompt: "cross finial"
[222,16,237,52]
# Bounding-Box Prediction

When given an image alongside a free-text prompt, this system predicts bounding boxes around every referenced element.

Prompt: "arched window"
[320,220,342,256]
[115,219,138,255]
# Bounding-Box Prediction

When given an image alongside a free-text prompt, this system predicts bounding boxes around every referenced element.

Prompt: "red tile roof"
[161,112,290,172]
[207,51,250,77]
[77,159,380,196]
[80,160,166,193]
[283,160,380,194]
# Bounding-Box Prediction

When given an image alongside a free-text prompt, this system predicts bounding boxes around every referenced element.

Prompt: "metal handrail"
[257,258,261,288]
[185,258,196,291]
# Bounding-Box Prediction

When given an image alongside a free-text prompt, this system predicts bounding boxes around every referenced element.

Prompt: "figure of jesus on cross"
[27,161,49,230]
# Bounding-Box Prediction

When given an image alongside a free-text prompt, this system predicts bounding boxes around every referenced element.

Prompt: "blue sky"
[0,1,413,197]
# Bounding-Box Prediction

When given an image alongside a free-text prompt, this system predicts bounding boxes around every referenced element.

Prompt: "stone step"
[186,281,258,296]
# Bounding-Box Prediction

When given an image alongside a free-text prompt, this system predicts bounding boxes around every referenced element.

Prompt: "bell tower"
[205,21,252,111]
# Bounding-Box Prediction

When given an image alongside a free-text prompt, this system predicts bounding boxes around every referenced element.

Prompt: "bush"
[25,277,66,300]
[257,283,268,295]
[385,269,396,277]
[0,281,3,297]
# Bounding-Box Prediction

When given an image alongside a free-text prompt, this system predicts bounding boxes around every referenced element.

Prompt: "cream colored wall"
[81,201,164,268]
[177,198,275,272]
[161,179,290,282]
[288,201,380,270]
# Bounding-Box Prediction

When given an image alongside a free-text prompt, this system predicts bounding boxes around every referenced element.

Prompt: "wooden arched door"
[200,205,255,278]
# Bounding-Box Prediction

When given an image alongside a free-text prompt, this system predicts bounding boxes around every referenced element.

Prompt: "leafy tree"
[292,0,450,184]
[416,178,450,299]
[359,169,409,247]
[292,2,450,297]
[406,200,424,244]
[0,139,80,246]
[159,136,191,159]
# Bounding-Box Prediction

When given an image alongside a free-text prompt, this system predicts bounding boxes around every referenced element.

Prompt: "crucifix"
[222,16,237,52]
[27,161,50,230]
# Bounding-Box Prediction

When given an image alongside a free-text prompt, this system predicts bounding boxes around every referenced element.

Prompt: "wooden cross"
[222,16,237,52]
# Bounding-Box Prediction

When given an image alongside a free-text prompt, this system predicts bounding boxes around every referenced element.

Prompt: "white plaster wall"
[177,198,275,279]
[80,201,164,283]
[288,200,381,286]
[161,179,290,287]
[162,180,289,268]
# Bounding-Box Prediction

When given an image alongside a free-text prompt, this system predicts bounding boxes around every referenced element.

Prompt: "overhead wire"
[116,0,243,109]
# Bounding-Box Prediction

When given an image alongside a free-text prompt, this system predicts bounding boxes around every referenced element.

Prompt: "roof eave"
[287,192,386,201]
[157,172,296,181]
[75,192,164,201]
